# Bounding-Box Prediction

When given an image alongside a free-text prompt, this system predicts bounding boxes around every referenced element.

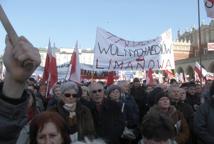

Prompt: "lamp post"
[197,0,203,87]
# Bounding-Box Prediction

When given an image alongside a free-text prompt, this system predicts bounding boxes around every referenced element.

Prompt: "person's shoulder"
[148,105,160,113]
[169,139,177,144]
[103,99,122,111]
[77,102,93,114]
[179,102,194,113]
[197,101,212,113]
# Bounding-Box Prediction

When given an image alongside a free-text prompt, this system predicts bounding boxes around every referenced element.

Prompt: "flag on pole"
[106,71,114,86]
[208,0,214,3]
[194,71,200,82]
[42,40,58,95]
[146,68,153,85]
[194,61,207,78]
[67,41,81,82]
[164,69,175,79]
[204,0,214,18]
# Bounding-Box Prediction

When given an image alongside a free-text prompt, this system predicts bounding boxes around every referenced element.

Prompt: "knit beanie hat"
[133,78,140,83]
[107,85,122,96]
[150,87,168,104]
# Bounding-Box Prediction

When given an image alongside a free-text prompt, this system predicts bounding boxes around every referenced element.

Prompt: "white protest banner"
[93,28,175,71]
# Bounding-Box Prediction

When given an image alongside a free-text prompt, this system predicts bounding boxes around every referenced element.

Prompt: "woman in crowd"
[47,83,62,109]
[49,81,96,142]
[79,86,92,108]
[107,84,138,143]
[81,86,90,101]
[139,111,176,144]
[29,111,71,144]
[148,88,190,144]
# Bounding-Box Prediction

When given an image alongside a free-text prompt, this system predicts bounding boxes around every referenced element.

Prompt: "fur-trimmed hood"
[149,105,177,117]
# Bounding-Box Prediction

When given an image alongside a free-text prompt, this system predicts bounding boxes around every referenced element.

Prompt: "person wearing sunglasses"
[88,82,125,144]
[48,81,95,143]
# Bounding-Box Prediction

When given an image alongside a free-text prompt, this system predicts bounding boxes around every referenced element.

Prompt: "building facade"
[174,20,214,81]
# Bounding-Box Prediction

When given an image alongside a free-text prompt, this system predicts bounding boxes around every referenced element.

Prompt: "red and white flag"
[42,40,58,95]
[194,61,207,78]
[204,0,214,18]
[164,69,175,79]
[106,71,114,86]
[146,68,153,85]
[67,41,81,82]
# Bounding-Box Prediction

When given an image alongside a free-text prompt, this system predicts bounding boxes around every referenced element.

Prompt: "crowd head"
[30,111,71,144]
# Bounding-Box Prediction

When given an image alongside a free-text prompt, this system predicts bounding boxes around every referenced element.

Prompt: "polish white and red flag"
[194,61,207,78]
[164,69,175,79]
[66,41,81,83]
[204,0,214,18]
[106,71,114,86]
[146,68,154,85]
[42,40,58,95]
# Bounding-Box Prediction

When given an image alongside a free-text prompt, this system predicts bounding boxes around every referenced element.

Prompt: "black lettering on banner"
[98,42,111,54]
[114,38,122,43]
[150,45,161,55]
[134,48,148,57]
[106,32,117,40]
[205,1,214,8]
[148,60,155,69]
[136,61,145,70]
[162,44,172,54]
[157,59,164,69]
[124,49,134,57]
[124,40,129,47]
[96,59,104,69]
[125,61,133,70]
[108,59,112,69]
[116,46,124,56]
[110,44,125,56]
[134,49,144,57]
[114,61,123,69]
[165,59,172,69]
[110,44,118,55]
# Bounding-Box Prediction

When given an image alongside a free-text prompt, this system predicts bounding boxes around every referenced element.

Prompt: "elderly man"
[194,81,214,144]
[88,82,125,144]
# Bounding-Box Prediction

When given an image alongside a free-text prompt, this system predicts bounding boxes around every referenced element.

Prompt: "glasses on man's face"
[92,89,103,94]
[64,93,78,98]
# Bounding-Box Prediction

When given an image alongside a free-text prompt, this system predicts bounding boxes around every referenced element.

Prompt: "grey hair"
[117,80,129,87]
[60,81,79,94]
[88,82,104,92]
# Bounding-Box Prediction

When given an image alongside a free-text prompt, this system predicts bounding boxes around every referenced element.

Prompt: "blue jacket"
[194,99,214,144]
[121,93,139,128]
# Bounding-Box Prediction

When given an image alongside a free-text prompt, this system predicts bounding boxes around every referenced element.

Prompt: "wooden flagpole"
[0,4,33,69]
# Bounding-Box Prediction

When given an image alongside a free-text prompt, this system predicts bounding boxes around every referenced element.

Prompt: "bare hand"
[3,36,41,82]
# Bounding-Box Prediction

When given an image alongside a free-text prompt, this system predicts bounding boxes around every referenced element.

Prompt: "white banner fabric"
[93,28,175,71]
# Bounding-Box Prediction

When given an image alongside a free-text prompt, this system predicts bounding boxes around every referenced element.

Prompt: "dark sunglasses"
[64,93,78,98]
[92,89,103,94]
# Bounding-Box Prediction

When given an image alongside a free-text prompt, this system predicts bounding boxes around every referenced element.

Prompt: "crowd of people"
[0,35,214,144]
